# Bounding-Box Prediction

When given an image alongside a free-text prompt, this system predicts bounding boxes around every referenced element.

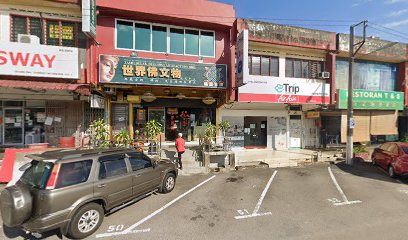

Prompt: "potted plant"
[202,122,217,152]
[353,144,369,160]
[89,119,110,148]
[218,120,231,150]
[113,128,131,147]
[145,119,162,155]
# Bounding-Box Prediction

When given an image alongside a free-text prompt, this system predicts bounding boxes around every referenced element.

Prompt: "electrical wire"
[368,25,408,41]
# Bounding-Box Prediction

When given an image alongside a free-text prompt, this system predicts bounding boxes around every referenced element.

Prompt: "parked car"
[0,148,178,239]
[371,142,408,178]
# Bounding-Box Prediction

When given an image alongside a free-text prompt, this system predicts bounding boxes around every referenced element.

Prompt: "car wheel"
[67,203,104,239]
[388,165,396,178]
[161,173,176,193]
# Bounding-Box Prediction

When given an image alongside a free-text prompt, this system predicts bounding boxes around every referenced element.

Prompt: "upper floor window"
[116,19,215,57]
[285,58,324,79]
[10,15,86,48]
[248,54,279,77]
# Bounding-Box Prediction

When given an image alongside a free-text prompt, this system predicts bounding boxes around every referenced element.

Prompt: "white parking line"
[235,170,277,220]
[96,175,216,238]
[328,167,361,206]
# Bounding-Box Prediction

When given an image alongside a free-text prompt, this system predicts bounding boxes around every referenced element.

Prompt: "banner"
[99,55,227,89]
[236,29,248,87]
[239,78,330,104]
[337,89,404,110]
[0,41,79,79]
[82,0,97,38]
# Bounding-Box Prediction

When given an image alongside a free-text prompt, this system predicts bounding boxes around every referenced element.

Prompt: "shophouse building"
[333,34,408,144]
[220,19,335,150]
[0,0,91,147]
[92,0,235,141]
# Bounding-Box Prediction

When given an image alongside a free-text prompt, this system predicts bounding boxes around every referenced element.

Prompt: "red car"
[372,142,408,178]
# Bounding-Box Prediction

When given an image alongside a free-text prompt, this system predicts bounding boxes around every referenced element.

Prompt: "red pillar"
[326,51,336,105]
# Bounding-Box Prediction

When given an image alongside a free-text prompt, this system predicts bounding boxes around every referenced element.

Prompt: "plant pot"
[353,152,369,160]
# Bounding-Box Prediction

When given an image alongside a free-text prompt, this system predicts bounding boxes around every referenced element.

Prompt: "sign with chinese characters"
[82,0,96,38]
[337,89,404,110]
[238,78,330,104]
[98,55,227,89]
[0,41,79,79]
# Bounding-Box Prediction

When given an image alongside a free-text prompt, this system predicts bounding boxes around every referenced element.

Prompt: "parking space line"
[96,175,216,238]
[328,167,361,206]
[235,170,277,220]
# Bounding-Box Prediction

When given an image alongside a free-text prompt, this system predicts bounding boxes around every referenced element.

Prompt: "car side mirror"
[19,162,32,172]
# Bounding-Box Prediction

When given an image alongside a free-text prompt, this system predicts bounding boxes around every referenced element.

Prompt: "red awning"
[0,80,90,96]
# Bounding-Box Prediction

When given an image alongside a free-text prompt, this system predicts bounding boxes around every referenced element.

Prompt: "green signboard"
[82,0,96,38]
[99,55,227,89]
[338,89,404,110]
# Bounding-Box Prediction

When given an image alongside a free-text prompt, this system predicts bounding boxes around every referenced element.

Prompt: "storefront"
[99,55,226,141]
[336,89,404,143]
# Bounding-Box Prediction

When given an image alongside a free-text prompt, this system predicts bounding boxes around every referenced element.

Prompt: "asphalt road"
[1,161,408,240]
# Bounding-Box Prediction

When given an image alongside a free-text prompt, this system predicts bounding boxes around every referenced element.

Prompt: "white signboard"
[236,29,248,87]
[0,41,79,79]
[82,0,96,38]
[239,77,330,104]
[90,94,105,109]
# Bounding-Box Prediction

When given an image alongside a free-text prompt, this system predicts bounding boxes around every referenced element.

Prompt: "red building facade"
[91,0,235,141]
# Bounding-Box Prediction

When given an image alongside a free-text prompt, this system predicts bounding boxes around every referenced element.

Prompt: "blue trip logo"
[275,83,299,94]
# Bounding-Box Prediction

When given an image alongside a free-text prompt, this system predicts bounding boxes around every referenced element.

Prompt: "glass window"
[336,59,396,91]
[200,31,214,57]
[29,18,42,44]
[251,56,261,75]
[302,60,309,78]
[127,152,152,171]
[77,24,87,49]
[294,59,302,78]
[271,57,279,77]
[61,21,75,47]
[285,59,293,77]
[170,28,184,54]
[20,160,53,189]
[56,160,92,188]
[116,20,133,49]
[152,25,167,52]
[185,29,199,55]
[116,21,133,49]
[11,16,27,42]
[46,20,60,46]
[261,57,270,76]
[99,154,128,179]
[135,23,151,51]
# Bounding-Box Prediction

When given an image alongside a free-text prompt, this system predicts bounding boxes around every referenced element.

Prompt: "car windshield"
[20,160,53,189]
[401,146,408,154]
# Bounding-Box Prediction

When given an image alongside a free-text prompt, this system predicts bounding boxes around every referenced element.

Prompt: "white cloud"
[385,0,408,4]
[384,19,408,27]
[352,0,373,7]
[388,9,408,16]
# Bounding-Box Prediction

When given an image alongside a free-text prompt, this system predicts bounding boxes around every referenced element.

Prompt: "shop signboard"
[99,55,227,89]
[0,41,79,79]
[82,0,96,38]
[236,29,248,87]
[337,89,404,110]
[306,112,320,119]
[238,78,330,104]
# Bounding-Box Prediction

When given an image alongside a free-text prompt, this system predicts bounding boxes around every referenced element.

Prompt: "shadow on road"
[333,159,408,184]
[2,224,62,239]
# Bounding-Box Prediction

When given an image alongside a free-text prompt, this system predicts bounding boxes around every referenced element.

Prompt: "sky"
[214,0,408,43]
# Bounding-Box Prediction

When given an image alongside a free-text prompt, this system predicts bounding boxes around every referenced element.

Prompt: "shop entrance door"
[3,108,24,145]
[244,116,267,148]
[289,115,302,149]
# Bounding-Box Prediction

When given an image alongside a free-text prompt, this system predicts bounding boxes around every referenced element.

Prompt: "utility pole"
[346,20,368,165]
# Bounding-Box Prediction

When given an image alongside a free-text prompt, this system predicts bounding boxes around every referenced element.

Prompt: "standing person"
[320,127,327,149]
[175,133,185,170]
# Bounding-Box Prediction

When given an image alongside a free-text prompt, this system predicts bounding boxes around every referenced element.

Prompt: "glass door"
[289,115,302,149]
[3,108,24,145]
[244,116,267,148]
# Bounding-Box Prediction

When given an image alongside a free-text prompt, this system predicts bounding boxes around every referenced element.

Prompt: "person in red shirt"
[175,133,185,170]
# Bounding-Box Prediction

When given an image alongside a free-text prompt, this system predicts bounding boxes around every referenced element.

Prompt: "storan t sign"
[0,41,79,79]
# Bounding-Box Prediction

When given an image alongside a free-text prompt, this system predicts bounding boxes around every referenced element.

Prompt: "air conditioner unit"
[103,87,116,95]
[17,34,40,44]
[318,72,330,79]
